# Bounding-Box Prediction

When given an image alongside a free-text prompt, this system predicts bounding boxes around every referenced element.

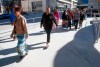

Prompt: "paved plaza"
[0,18,100,67]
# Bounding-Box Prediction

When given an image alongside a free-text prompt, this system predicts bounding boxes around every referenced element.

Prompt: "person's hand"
[26,34,28,39]
[10,34,13,38]
[13,35,16,41]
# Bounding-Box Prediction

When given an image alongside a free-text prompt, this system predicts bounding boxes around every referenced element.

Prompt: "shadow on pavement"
[29,30,45,36]
[52,25,76,33]
[0,47,16,55]
[0,38,11,41]
[0,42,45,55]
[0,42,45,66]
[0,31,11,35]
[27,42,45,50]
[0,55,19,66]
[0,38,14,43]
[54,25,100,67]
[29,25,75,36]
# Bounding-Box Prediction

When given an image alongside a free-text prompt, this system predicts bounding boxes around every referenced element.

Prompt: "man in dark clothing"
[79,11,85,28]
[41,7,57,49]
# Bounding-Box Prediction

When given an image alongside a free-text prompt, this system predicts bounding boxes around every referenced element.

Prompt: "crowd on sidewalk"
[8,6,86,60]
[54,8,85,30]
[41,7,86,50]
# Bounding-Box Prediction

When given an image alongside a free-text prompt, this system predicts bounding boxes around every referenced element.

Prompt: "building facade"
[88,0,100,11]
[48,0,78,11]
[87,0,100,16]
[0,0,78,13]
[23,0,73,12]
[78,0,88,5]
[28,0,77,12]
[77,0,88,10]
[0,0,21,13]
[71,0,78,9]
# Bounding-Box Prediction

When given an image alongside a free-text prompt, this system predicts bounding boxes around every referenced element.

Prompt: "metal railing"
[93,13,100,43]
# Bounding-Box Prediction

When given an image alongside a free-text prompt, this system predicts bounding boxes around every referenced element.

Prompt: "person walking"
[41,7,57,49]
[53,8,60,31]
[53,8,60,25]
[79,10,85,28]
[73,8,80,30]
[67,9,73,29]
[62,10,70,29]
[10,7,28,59]
[10,7,16,25]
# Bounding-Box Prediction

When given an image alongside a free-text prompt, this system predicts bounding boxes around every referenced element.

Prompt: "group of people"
[41,7,85,50]
[62,8,85,30]
[50,7,85,31]
[10,6,85,59]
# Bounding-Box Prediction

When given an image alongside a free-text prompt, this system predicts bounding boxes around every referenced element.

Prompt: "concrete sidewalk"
[0,18,100,67]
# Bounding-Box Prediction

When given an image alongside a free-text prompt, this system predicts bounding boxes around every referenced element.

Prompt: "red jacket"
[53,12,60,20]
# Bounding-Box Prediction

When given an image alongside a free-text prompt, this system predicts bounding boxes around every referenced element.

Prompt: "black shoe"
[20,56,23,59]
[26,53,28,55]
[20,55,26,59]
[16,55,25,63]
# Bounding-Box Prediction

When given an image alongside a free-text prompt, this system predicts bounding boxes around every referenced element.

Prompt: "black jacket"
[80,14,85,21]
[62,11,70,21]
[41,12,57,29]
